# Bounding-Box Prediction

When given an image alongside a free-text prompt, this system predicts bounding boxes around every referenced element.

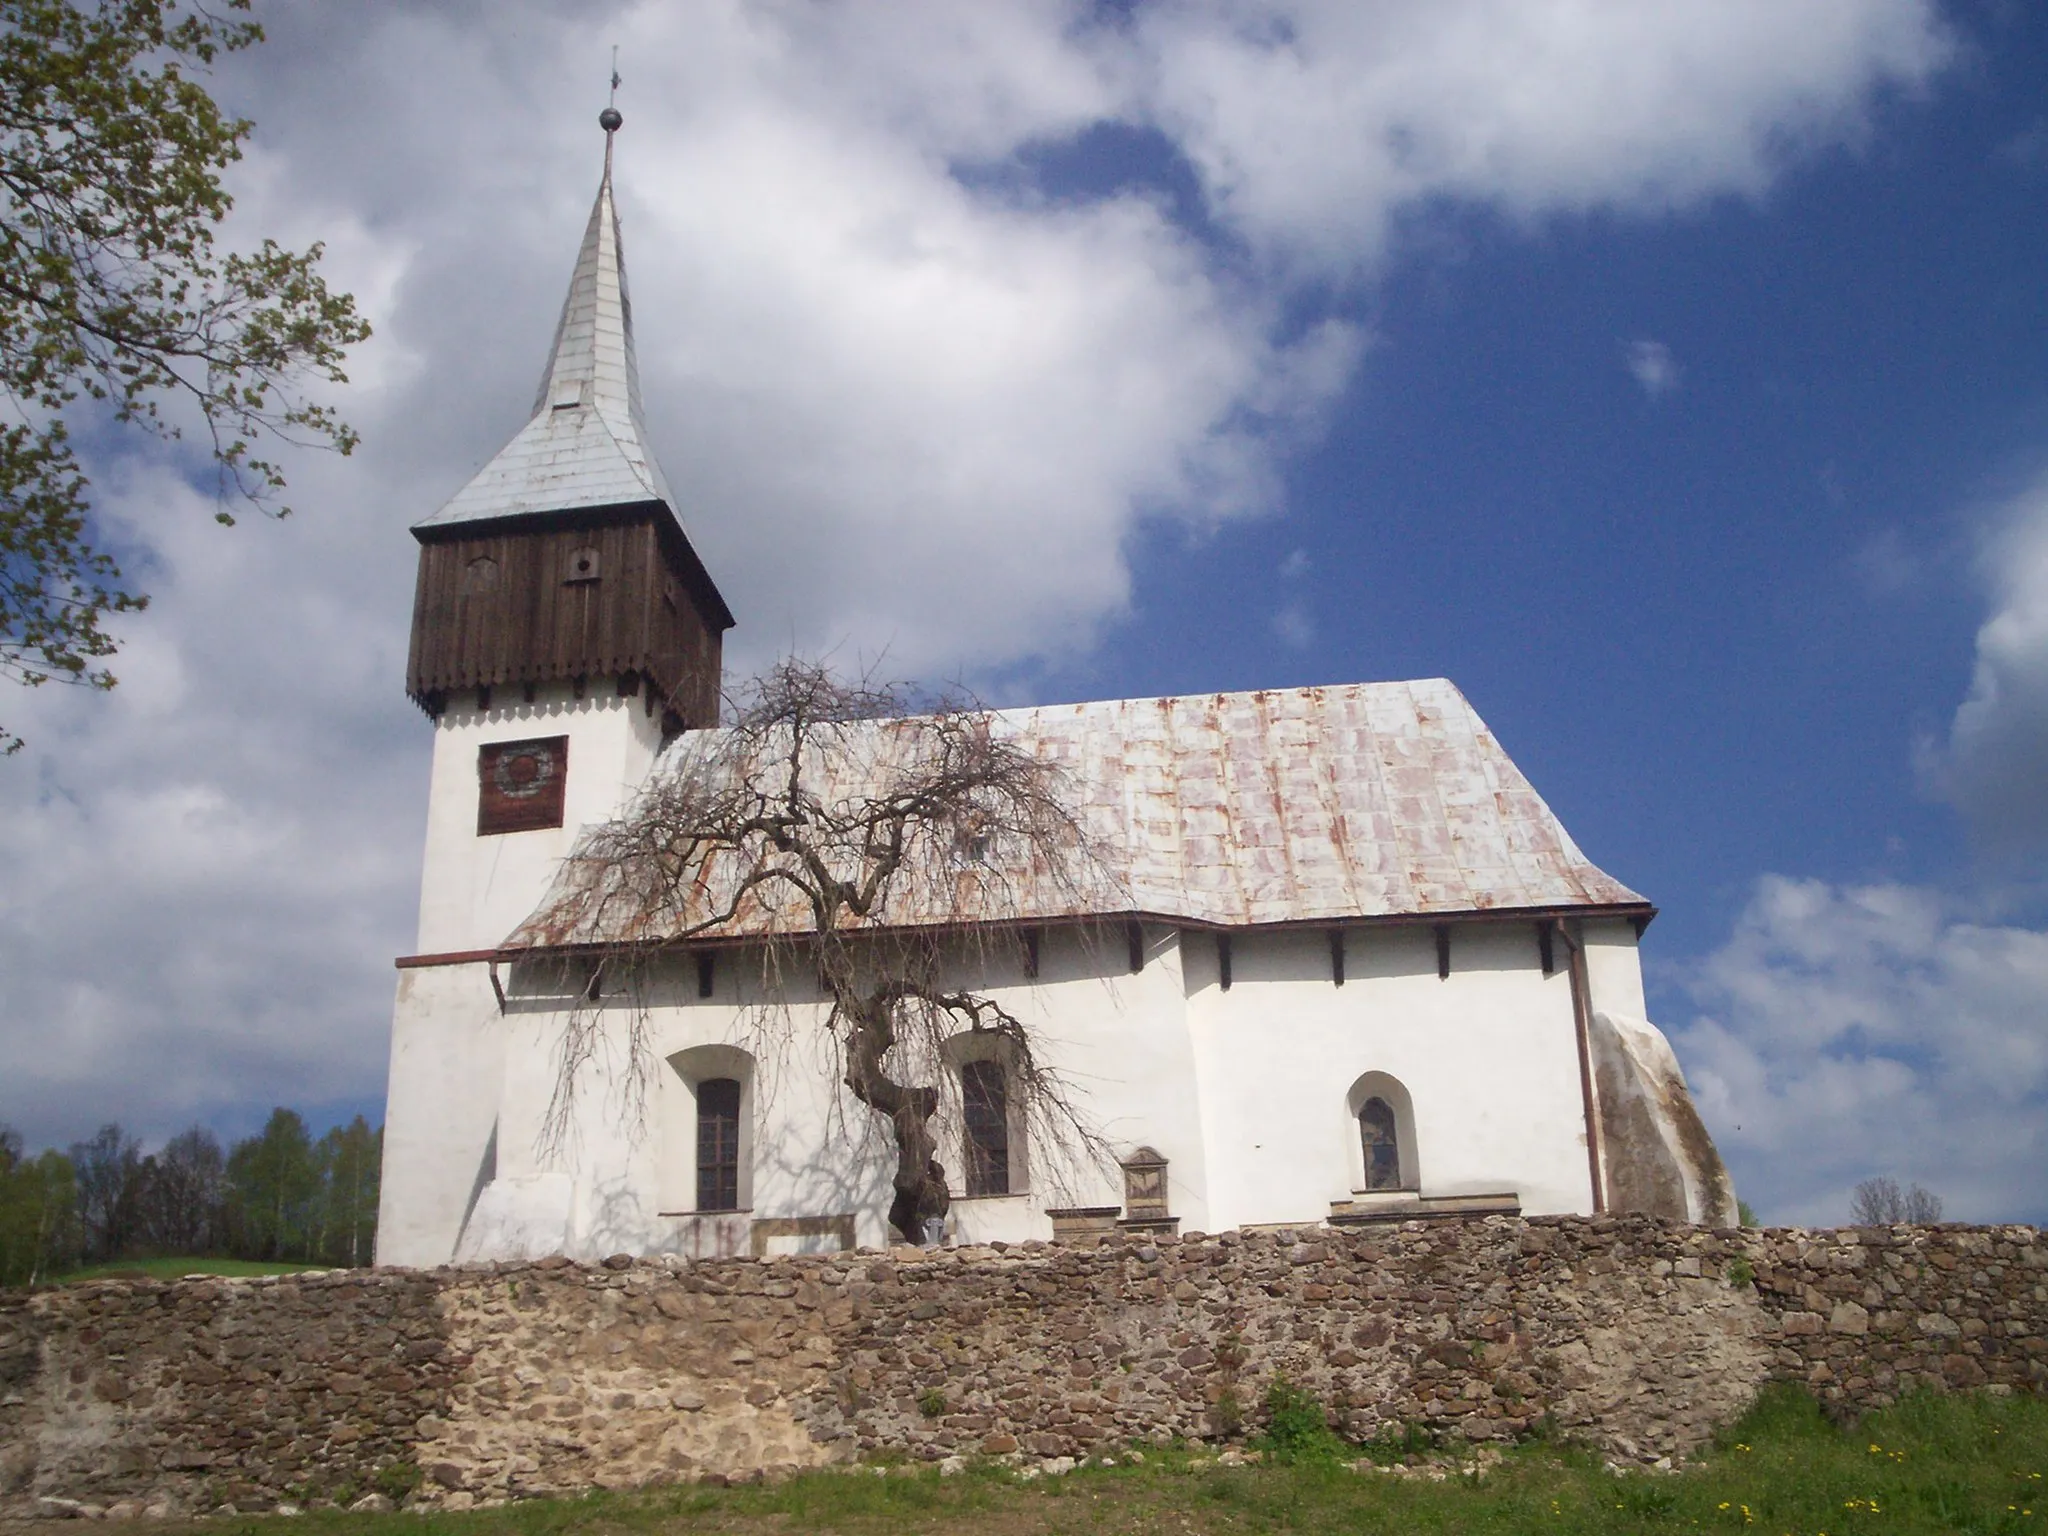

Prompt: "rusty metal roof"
[509,678,1645,949]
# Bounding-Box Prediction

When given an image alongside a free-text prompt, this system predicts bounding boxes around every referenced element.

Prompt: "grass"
[52,1257,321,1284]
[138,1385,2048,1536]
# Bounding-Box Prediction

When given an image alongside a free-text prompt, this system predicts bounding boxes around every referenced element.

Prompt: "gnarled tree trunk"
[841,986,950,1242]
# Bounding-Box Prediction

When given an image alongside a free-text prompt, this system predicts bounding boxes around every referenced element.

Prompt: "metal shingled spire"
[415,90,678,530]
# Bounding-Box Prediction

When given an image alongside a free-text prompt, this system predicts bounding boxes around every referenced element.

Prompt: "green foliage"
[1725,1254,1755,1288]
[0,1132,79,1284]
[54,1255,310,1282]
[371,1461,422,1502]
[1355,1417,1439,1465]
[1209,1326,1247,1437]
[1736,1198,1759,1228]
[0,0,369,751]
[1,1106,378,1282]
[916,1388,947,1418]
[313,1115,381,1267]
[295,1387,2047,1536]
[1718,1380,1837,1447]
[226,1107,319,1261]
[1209,1386,1244,1438]
[1253,1374,1350,1465]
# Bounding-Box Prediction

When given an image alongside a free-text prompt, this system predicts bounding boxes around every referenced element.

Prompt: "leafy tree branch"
[0,0,370,750]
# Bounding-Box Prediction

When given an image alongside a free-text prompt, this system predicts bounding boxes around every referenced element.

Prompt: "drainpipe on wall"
[1557,919,1607,1214]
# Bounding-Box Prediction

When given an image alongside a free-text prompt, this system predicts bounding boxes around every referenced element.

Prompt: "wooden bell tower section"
[405,501,730,733]
[402,107,733,733]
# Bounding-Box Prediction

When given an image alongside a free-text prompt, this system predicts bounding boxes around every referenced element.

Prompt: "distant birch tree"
[314,1115,379,1267]
[0,1127,79,1284]
[225,1107,318,1259]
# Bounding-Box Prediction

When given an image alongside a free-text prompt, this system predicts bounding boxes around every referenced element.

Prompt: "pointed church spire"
[415,103,678,530]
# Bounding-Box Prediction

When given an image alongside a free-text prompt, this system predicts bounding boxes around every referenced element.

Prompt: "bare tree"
[1851,1175,1943,1226]
[136,1127,226,1255]
[68,1123,142,1262]
[523,659,1114,1244]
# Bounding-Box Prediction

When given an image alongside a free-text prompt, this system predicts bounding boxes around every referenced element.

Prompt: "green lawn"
[159,1384,2045,1536]
[53,1257,321,1283]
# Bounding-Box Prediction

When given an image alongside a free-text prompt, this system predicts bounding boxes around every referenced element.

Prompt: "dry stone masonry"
[2,1216,2042,1517]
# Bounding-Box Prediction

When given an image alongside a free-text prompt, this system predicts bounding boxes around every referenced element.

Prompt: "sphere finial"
[601,46,623,136]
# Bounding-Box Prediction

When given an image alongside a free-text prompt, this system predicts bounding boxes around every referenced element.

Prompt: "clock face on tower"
[476,735,569,835]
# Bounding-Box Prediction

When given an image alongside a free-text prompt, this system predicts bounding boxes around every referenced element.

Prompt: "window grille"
[696,1077,742,1211]
[962,1059,1009,1197]
[1359,1096,1402,1191]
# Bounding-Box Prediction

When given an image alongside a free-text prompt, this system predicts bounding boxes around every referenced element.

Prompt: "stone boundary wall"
[2,1217,2042,1517]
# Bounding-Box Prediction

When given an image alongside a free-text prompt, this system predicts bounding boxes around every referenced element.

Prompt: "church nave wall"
[1184,921,1598,1231]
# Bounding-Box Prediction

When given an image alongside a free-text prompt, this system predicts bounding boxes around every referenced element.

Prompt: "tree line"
[1850,1176,1943,1226]
[0,1110,380,1287]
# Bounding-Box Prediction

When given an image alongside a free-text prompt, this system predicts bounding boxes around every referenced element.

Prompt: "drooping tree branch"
[527,658,1117,1241]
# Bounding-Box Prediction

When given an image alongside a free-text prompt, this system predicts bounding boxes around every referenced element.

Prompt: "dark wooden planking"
[407,503,729,723]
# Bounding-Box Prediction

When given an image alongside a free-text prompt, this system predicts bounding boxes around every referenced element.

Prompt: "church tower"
[380,107,730,1265]
[402,108,732,958]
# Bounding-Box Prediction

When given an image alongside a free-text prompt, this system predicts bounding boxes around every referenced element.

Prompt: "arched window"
[1344,1071,1418,1194]
[962,1058,1009,1197]
[662,1046,755,1217]
[695,1078,742,1212]
[1359,1096,1401,1191]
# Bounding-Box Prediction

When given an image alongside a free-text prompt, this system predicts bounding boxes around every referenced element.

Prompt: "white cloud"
[0,459,420,1147]
[1136,0,1949,279]
[1625,338,1680,399]
[1672,875,2048,1225]
[1271,600,1314,648]
[0,0,1962,1148]
[1927,475,2048,846]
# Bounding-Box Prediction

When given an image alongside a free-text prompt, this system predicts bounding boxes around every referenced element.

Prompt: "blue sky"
[1,0,2043,1225]
[1036,8,2047,959]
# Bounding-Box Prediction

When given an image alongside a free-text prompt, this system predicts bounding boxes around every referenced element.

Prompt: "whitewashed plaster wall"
[411,683,665,955]
[1582,917,1651,1018]
[390,918,1638,1266]
[376,960,506,1267]
[466,924,1214,1259]
[1183,923,1598,1230]
[382,682,667,1267]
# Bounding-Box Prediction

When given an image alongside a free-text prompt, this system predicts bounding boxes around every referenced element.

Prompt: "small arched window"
[961,1059,1009,1197]
[696,1077,742,1211]
[1359,1096,1402,1192]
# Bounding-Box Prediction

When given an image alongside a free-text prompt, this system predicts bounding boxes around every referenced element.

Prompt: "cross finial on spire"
[599,47,622,178]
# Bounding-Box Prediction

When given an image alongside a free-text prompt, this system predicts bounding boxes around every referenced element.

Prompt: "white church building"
[376,119,1735,1269]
